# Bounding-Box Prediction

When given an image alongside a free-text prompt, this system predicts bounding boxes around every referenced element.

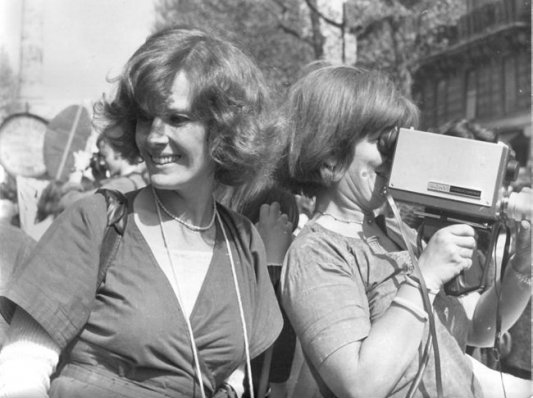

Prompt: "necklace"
[152,186,216,231]
[318,211,374,225]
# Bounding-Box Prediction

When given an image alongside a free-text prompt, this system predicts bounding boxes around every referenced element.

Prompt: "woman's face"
[135,71,215,193]
[98,141,121,177]
[338,134,391,212]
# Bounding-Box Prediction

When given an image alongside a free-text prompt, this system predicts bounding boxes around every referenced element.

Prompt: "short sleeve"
[247,224,283,359]
[280,230,371,368]
[0,194,108,349]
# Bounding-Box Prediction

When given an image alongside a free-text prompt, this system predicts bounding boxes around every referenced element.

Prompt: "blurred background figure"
[437,118,531,381]
[239,185,299,398]
[36,128,147,223]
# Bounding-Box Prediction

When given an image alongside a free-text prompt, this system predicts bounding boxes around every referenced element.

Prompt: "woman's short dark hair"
[95,25,277,185]
[438,118,498,143]
[277,64,420,196]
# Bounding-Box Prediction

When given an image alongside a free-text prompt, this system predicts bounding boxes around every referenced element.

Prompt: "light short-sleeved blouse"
[281,219,482,398]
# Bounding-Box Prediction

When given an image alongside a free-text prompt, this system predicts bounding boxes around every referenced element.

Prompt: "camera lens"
[505,189,531,221]
[90,153,108,180]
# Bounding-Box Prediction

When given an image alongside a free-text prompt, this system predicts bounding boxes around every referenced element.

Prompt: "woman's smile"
[151,154,183,165]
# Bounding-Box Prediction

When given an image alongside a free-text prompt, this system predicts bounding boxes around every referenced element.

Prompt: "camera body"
[387,128,528,295]
[89,152,108,181]
[388,128,519,223]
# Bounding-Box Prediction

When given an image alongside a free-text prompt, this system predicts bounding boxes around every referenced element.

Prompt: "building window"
[436,79,447,126]
[477,65,492,118]
[503,56,517,114]
[465,70,477,119]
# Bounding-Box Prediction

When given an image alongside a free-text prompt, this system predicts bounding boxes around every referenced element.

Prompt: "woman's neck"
[313,191,376,238]
[314,190,374,223]
[152,185,216,228]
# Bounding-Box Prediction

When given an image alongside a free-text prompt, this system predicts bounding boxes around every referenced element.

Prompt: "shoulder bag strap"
[96,188,128,289]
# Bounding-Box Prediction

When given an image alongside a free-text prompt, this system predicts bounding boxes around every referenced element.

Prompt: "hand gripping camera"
[387,128,531,295]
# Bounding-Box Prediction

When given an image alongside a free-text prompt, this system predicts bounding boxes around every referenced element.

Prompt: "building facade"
[413,0,531,167]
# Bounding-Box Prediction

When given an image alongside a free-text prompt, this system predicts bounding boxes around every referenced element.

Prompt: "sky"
[0,0,156,117]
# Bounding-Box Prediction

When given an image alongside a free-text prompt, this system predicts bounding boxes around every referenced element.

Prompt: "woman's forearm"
[468,257,531,347]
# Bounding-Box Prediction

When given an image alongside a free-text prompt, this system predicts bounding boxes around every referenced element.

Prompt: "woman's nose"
[146,118,169,145]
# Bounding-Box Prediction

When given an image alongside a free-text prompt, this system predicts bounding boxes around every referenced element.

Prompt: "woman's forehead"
[167,71,193,113]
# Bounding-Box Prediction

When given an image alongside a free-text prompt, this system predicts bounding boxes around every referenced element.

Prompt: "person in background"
[90,130,146,191]
[277,64,531,398]
[35,131,147,223]
[236,184,299,398]
[0,25,282,398]
[438,118,532,382]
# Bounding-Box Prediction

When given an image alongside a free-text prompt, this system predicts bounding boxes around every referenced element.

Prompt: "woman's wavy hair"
[277,63,420,197]
[94,25,278,186]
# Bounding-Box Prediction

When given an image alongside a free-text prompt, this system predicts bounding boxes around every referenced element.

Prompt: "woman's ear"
[323,157,336,171]
[320,157,343,185]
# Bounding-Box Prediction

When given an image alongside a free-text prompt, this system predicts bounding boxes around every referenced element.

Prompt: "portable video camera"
[387,128,530,295]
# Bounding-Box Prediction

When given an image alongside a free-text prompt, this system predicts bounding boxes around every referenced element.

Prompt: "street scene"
[0,0,530,397]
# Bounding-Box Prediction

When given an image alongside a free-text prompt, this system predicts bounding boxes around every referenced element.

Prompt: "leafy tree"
[0,48,18,122]
[153,0,465,95]
[153,0,321,90]
[344,0,465,95]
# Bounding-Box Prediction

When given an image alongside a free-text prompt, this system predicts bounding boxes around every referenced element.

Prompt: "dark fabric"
[250,265,297,393]
[0,189,282,398]
[97,172,147,192]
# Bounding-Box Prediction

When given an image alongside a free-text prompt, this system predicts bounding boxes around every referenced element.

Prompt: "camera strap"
[492,222,511,365]
[385,190,443,398]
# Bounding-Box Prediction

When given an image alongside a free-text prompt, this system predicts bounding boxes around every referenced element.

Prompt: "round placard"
[0,113,48,177]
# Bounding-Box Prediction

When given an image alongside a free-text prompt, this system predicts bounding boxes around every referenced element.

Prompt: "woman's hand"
[418,224,476,291]
[255,202,294,265]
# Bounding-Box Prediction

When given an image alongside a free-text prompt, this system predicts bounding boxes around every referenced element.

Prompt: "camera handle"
[443,220,505,297]
[385,190,443,398]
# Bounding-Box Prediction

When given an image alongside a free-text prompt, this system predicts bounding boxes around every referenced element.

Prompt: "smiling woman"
[0,25,283,398]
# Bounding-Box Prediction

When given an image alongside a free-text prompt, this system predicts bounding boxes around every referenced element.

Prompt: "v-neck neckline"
[131,203,224,323]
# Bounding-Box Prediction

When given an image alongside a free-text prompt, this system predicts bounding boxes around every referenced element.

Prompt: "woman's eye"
[166,114,190,126]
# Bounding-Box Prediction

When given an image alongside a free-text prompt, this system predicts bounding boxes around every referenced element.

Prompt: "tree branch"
[303,0,343,28]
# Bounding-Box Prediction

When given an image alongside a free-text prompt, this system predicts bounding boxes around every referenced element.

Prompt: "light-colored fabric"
[281,219,482,398]
[0,223,35,346]
[225,365,245,397]
[0,308,60,397]
[153,248,213,318]
[468,354,532,398]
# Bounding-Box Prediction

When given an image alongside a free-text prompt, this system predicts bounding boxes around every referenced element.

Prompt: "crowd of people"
[0,24,530,398]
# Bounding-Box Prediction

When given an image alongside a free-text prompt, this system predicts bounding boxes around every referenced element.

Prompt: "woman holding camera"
[278,64,531,398]
[0,26,282,398]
